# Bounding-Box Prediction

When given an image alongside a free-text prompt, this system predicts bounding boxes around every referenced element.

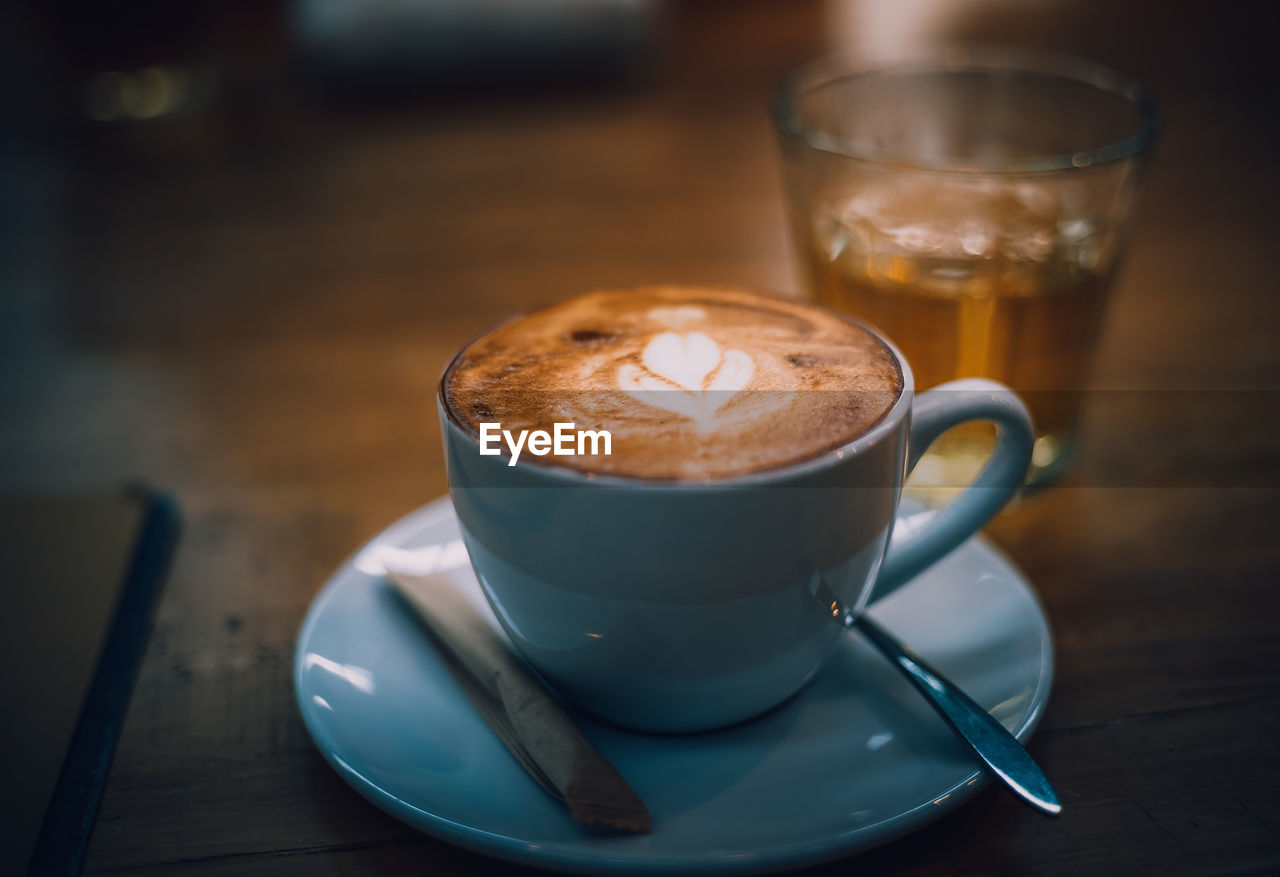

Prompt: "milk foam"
[617,331,755,430]
[444,286,902,479]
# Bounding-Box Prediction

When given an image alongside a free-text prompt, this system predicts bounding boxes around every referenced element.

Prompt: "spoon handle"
[851,613,1062,817]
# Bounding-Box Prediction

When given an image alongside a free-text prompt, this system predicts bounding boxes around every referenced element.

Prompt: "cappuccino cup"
[439,286,1032,732]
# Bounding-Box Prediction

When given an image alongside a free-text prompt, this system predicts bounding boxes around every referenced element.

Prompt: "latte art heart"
[617,332,756,428]
[643,332,722,391]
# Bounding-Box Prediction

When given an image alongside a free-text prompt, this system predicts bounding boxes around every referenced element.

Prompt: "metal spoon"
[849,612,1061,817]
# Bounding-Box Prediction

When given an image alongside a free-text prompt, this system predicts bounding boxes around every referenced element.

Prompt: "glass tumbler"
[773,46,1157,491]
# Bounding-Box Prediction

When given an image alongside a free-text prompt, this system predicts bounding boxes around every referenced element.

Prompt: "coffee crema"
[443,286,903,480]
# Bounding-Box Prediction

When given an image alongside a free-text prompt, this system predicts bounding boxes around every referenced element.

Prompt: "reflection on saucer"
[354,539,470,577]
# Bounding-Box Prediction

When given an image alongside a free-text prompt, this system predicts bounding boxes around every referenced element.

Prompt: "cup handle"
[873,379,1034,600]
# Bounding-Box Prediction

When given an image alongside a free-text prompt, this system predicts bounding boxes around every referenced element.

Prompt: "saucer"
[294,497,1053,874]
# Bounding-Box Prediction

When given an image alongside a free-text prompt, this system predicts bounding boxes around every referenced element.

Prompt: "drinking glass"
[773,46,1157,490]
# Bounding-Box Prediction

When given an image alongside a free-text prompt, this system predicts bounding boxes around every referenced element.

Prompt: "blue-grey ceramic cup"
[440,324,1033,732]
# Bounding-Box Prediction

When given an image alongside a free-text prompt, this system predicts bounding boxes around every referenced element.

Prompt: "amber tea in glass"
[774,47,1157,490]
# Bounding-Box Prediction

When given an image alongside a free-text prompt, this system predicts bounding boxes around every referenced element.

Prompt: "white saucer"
[294,497,1053,874]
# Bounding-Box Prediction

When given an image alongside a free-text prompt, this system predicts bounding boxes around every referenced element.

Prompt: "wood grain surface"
[2,1,1277,874]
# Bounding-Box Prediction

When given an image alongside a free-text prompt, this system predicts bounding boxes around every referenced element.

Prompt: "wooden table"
[3,2,1277,874]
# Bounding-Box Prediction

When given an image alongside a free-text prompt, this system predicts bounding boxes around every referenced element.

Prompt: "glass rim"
[771,44,1160,175]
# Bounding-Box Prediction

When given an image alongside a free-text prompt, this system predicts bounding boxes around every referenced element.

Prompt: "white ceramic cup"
[440,318,1033,732]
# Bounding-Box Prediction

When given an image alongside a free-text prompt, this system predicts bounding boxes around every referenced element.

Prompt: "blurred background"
[2,0,1277,500]
[1,0,1276,502]
[1,1,1278,874]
